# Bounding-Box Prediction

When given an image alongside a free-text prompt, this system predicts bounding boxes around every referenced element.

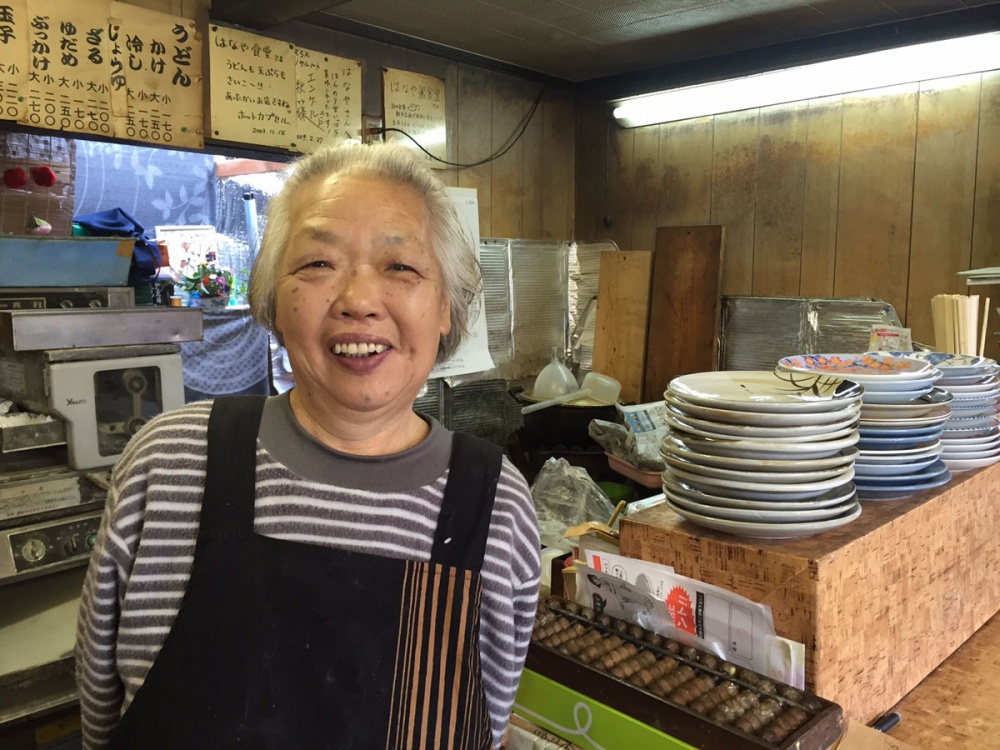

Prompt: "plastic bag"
[529,457,617,551]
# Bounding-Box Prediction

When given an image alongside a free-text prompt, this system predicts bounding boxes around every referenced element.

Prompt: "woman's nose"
[333,268,384,319]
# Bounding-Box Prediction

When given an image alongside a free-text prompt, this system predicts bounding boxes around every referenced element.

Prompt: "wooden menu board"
[0,0,28,120]
[294,47,361,152]
[108,3,203,149]
[383,68,446,163]
[209,25,295,150]
[20,0,114,137]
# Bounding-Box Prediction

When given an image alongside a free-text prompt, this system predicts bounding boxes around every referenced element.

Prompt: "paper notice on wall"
[383,67,446,164]
[294,48,361,152]
[209,25,295,149]
[0,0,29,121]
[429,187,494,379]
[582,551,804,687]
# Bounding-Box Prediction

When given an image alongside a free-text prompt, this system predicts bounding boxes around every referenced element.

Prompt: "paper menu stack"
[931,293,990,356]
[579,550,805,688]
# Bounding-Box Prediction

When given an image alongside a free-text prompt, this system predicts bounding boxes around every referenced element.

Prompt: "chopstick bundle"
[931,293,986,355]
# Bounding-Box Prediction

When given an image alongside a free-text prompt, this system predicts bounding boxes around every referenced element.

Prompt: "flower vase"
[190,295,230,309]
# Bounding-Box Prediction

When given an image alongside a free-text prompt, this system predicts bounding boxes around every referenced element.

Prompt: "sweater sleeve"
[478,458,540,747]
[75,428,153,749]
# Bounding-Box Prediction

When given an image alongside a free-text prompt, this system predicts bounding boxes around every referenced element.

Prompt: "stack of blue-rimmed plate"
[660,370,862,539]
[880,353,1000,472]
[776,353,952,500]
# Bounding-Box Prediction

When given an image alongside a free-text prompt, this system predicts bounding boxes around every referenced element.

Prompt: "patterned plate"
[777,353,935,382]
[667,370,863,413]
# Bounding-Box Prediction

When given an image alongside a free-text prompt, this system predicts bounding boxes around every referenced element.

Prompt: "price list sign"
[209,25,295,150]
[20,0,113,137]
[109,2,203,149]
[294,47,360,153]
[0,0,28,120]
[383,68,446,163]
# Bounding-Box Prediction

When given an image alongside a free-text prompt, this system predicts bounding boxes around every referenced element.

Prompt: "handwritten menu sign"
[294,47,360,152]
[109,2,203,149]
[209,25,295,150]
[20,0,113,137]
[383,68,446,163]
[0,0,28,119]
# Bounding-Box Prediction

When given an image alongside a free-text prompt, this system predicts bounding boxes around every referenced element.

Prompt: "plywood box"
[619,462,1000,723]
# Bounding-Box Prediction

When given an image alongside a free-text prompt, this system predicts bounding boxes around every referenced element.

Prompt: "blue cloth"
[74,208,161,282]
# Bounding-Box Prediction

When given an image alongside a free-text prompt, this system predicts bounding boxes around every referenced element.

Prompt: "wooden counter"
[619,462,1000,724]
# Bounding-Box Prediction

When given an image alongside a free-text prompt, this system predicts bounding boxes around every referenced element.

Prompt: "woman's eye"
[302,260,330,270]
[389,263,416,273]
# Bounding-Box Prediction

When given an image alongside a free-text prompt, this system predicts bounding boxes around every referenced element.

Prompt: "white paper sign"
[429,187,494,379]
[582,551,804,687]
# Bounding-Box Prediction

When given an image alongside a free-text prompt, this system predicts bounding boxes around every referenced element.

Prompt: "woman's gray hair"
[248,142,481,362]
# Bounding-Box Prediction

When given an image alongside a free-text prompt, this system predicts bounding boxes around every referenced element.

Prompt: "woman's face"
[275,174,451,420]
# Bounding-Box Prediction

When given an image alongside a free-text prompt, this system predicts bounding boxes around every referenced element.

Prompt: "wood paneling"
[576,73,1000,350]
[799,96,843,298]
[834,85,919,321]
[490,74,526,239]
[656,117,713,228]
[457,66,493,238]
[630,125,659,251]
[711,110,759,296]
[907,76,981,349]
[753,104,807,296]
[540,90,575,241]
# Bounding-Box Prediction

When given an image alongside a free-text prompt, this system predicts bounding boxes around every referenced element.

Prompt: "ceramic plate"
[665,466,856,501]
[940,428,1000,445]
[666,412,858,444]
[861,388,936,405]
[944,414,1000,430]
[858,407,952,429]
[882,352,995,377]
[857,440,943,461]
[853,454,942,476]
[663,393,861,427]
[660,435,858,472]
[856,469,953,500]
[943,453,1000,472]
[941,381,1000,395]
[938,370,1000,386]
[777,353,935,381]
[665,498,862,539]
[666,371,863,413]
[664,406,859,439]
[858,424,943,440]
[664,491,860,524]
[670,430,861,461]
[661,452,855,484]
[852,459,948,486]
[859,373,941,392]
[858,389,953,419]
[662,475,858,510]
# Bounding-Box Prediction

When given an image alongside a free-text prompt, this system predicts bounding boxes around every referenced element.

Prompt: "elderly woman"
[75,142,541,749]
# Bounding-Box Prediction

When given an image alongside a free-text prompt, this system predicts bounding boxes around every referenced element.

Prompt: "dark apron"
[108,395,501,749]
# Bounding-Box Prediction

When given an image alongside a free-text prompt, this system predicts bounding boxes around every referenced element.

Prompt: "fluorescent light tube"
[613,31,1000,128]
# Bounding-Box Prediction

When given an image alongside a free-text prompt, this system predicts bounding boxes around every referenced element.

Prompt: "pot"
[509,386,618,448]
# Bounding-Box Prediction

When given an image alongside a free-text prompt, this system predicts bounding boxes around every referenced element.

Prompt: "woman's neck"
[287,388,430,456]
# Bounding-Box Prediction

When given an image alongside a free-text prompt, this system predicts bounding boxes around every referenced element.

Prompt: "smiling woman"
[75,143,541,750]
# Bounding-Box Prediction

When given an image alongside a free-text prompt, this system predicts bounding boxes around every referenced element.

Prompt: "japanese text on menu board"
[0,0,28,120]
[295,48,360,152]
[1,0,202,148]
[108,2,203,149]
[383,68,446,164]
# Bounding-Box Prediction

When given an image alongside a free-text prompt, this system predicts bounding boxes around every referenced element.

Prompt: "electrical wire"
[375,87,547,168]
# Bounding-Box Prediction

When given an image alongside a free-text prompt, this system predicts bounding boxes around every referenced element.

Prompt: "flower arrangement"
[180,262,234,299]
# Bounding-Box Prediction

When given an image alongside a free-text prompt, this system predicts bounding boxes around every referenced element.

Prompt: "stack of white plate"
[881,353,1000,472]
[776,353,951,500]
[660,370,862,539]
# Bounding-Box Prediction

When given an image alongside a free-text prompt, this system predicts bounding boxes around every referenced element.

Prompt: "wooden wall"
[576,71,1000,357]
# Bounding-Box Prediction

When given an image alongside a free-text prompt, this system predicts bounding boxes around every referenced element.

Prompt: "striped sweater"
[75,395,541,749]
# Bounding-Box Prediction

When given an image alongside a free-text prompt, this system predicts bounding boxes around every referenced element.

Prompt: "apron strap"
[200,395,267,539]
[430,432,503,570]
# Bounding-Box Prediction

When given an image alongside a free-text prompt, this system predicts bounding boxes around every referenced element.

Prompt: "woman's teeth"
[333,342,388,357]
